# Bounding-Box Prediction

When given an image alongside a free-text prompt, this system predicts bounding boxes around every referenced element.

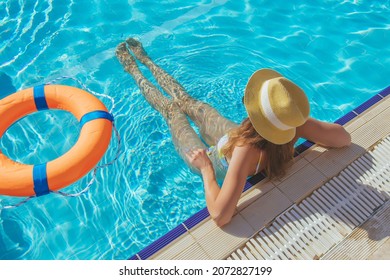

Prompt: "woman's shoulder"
[229,143,264,176]
[232,143,262,160]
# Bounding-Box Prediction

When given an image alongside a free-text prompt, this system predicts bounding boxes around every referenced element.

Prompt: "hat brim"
[244,69,296,145]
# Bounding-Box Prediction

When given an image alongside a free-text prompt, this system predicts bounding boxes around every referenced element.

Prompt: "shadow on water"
[0,72,16,99]
[0,73,23,259]
[0,212,31,260]
[222,142,389,256]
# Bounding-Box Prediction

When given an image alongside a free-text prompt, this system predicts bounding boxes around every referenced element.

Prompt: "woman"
[116,38,351,227]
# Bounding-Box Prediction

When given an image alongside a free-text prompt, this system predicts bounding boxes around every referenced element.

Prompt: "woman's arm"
[296,117,351,148]
[186,146,254,227]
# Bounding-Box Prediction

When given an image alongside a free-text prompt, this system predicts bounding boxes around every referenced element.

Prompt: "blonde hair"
[221,118,295,179]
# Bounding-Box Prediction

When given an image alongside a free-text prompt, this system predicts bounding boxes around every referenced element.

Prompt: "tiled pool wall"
[129,85,390,260]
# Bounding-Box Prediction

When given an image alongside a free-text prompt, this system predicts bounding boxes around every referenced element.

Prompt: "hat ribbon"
[261,80,294,131]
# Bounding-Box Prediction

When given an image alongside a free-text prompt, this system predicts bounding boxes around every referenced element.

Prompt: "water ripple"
[0,0,74,85]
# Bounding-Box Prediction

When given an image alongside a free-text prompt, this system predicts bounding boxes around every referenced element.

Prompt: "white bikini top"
[217,134,263,174]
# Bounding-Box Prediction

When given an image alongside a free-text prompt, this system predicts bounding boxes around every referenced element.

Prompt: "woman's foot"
[123,38,192,109]
[126,38,150,64]
[115,42,138,74]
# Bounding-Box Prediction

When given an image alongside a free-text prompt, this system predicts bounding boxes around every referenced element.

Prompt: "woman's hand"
[186,149,212,172]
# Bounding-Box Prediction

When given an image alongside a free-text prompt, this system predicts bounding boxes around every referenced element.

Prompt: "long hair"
[221,118,295,179]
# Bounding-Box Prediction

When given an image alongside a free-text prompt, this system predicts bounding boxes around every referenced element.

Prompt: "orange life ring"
[0,84,113,197]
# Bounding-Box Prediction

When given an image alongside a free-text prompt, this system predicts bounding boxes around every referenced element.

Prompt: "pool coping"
[129,85,390,260]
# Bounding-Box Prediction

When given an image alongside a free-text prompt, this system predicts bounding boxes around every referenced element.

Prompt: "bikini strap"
[255,150,263,174]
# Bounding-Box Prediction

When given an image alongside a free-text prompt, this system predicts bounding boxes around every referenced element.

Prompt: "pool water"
[1,0,389,259]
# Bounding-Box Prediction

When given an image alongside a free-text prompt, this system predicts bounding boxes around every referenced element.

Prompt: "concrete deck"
[147,92,390,260]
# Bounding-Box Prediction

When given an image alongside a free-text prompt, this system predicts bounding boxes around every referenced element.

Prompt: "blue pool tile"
[353,94,383,115]
[0,239,56,260]
[379,85,390,97]
[0,71,16,99]
[100,248,128,260]
[246,172,266,190]
[243,180,254,192]
[334,111,358,126]
[42,230,75,259]
[135,224,187,260]
[183,207,210,230]
[94,236,121,260]
[38,241,57,260]
[294,140,315,155]
[0,239,29,260]
[62,221,101,258]
[35,195,78,227]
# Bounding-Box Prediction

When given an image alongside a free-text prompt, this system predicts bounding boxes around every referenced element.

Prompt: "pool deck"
[140,87,390,260]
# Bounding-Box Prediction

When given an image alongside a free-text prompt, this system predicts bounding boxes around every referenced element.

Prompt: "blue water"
[0,0,389,259]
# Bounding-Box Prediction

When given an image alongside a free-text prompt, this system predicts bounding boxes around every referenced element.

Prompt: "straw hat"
[244,69,310,145]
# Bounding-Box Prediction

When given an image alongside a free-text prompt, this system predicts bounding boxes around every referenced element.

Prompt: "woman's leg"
[116,43,206,172]
[126,38,238,146]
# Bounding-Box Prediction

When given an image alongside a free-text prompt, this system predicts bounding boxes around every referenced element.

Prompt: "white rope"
[1,77,121,209]
[46,76,117,114]
[1,196,34,210]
